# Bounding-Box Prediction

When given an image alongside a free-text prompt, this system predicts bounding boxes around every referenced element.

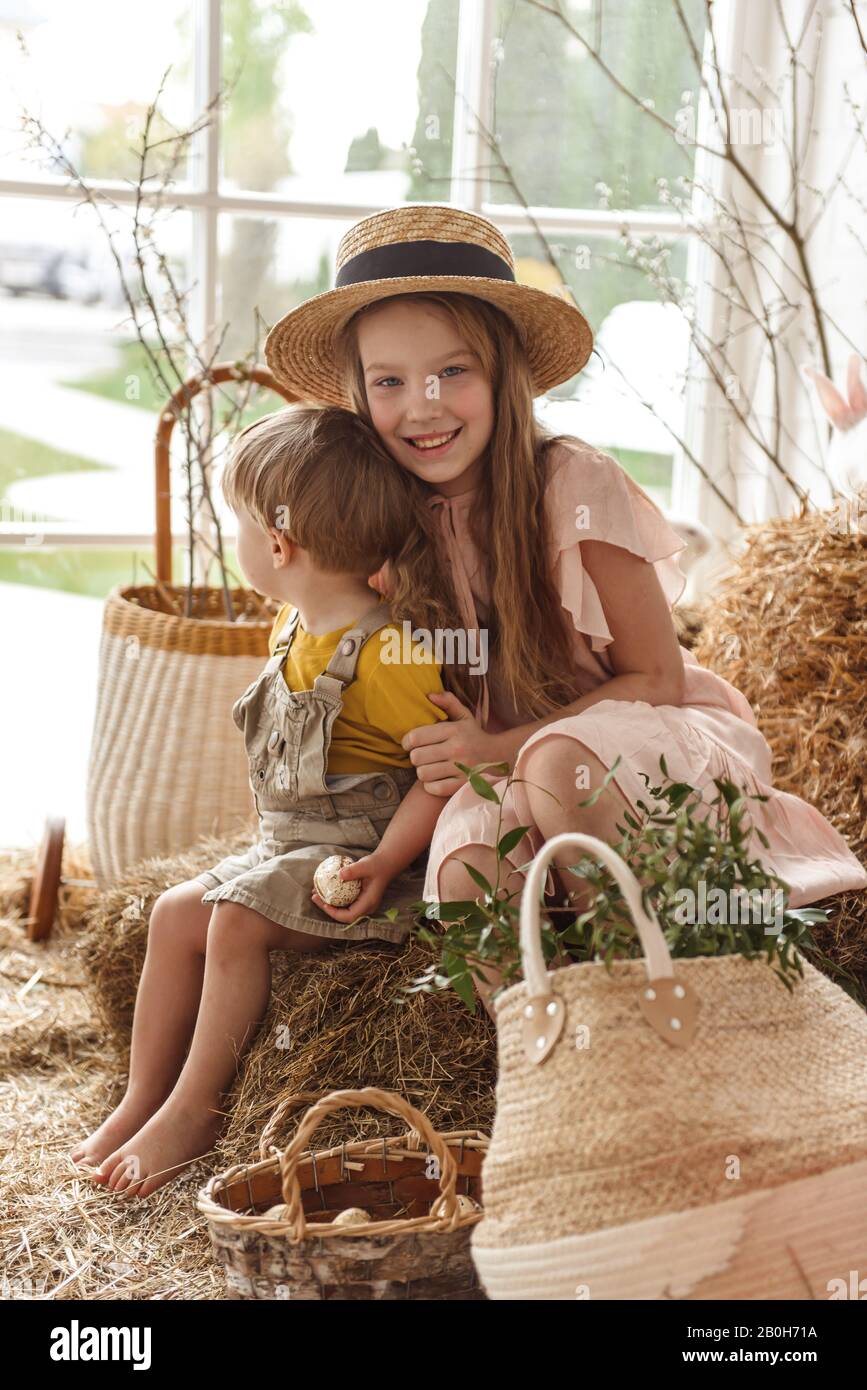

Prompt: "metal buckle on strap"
[272,609,301,657]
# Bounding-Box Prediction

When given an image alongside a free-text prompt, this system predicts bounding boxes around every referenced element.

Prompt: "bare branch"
[18,68,272,619]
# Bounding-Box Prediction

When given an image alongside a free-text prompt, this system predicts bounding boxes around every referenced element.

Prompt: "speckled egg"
[331,1206,371,1227]
[313,854,362,907]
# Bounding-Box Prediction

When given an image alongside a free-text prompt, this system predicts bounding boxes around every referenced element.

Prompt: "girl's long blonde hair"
[336,290,587,720]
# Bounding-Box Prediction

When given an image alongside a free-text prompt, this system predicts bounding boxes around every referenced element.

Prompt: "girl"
[264,204,867,1017]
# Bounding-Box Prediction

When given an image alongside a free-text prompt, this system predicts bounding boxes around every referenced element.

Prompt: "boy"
[70,405,449,1195]
[195,403,450,939]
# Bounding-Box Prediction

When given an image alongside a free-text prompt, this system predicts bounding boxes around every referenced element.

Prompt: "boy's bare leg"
[98,900,328,1197]
[70,879,213,1169]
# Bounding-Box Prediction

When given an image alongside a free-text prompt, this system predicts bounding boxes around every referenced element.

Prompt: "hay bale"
[673,601,707,651]
[76,831,497,1158]
[212,939,496,1163]
[693,502,867,991]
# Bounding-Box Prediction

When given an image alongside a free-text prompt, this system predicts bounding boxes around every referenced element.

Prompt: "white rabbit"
[661,511,714,605]
[803,353,867,502]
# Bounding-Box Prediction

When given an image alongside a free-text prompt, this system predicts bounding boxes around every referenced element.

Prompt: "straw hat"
[264,203,594,407]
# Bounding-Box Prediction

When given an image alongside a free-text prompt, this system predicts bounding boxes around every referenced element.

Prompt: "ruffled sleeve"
[546,439,688,652]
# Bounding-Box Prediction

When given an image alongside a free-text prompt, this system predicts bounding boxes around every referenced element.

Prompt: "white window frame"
[0,0,719,552]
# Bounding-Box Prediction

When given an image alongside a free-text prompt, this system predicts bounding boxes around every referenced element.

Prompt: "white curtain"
[676,0,866,559]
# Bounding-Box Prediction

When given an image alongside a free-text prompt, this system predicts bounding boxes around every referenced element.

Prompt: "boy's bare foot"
[69,1092,166,1173]
[96,1097,223,1199]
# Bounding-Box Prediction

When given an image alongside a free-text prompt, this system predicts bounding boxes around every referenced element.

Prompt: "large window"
[0,0,710,596]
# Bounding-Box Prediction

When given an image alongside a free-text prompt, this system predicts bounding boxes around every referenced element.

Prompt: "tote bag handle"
[518,832,697,1059]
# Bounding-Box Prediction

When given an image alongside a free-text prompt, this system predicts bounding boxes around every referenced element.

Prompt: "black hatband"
[335,238,515,287]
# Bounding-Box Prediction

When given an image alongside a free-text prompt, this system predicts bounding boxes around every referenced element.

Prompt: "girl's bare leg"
[516,736,637,901]
[519,732,688,885]
[98,900,328,1198]
[70,878,213,1169]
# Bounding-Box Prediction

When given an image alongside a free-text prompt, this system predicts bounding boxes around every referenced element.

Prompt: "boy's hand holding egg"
[311,851,395,924]
[313,855,362,907]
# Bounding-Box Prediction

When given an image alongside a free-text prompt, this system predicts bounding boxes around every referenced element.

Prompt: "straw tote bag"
[471,832,867,1300]
[86,364,296,887]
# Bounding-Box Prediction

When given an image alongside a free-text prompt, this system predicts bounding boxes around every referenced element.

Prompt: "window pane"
[488,0,707,212]
[518,228,692,506]
[218,212,355,352]
[0,544,185,600]
[0,194,199,582]
[1,0,193,184]
[220,0,458,202]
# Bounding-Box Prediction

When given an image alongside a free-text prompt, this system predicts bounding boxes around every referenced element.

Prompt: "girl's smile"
[402,424,463,458]
[356,299,494,496]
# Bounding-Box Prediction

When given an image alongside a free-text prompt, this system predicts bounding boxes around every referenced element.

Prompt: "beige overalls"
[195,599,425,943]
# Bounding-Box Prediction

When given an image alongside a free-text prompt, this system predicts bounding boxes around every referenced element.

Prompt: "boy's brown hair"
[221,404,422,576]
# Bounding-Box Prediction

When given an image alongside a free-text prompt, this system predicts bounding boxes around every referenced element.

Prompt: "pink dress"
[372,439,867,908]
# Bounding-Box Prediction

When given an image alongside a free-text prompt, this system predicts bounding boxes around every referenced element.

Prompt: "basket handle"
[258,1090,333,1161]
[154,363,299,584]
[519,833,697,1059]
[277,1087,459,1239]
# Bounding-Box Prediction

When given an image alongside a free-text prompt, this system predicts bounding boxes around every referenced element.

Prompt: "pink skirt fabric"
[422,695,867,909]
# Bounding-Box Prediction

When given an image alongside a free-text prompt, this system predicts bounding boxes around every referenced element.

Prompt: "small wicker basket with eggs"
[197,1087,489,1300]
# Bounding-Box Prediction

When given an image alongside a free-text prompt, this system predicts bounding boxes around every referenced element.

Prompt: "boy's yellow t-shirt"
[267,600,449,774]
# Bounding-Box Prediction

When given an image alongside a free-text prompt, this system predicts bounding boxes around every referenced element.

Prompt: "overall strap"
[316,599,395,694]
[268,607,301,667]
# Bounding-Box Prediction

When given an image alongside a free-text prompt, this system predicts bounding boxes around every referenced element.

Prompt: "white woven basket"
[85,363,293,887]
[85,588,272,885]
[471,832,867,1300]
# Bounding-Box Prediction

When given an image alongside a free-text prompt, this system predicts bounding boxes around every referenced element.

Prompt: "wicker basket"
[85,364,296,886]
[196,1088,490,1300]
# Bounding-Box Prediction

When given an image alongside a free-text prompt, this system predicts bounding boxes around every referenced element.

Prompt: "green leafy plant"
[375,755,862,1014]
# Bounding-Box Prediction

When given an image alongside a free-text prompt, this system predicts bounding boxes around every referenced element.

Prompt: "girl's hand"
[311,854,391,924]
[401,691,507,798]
